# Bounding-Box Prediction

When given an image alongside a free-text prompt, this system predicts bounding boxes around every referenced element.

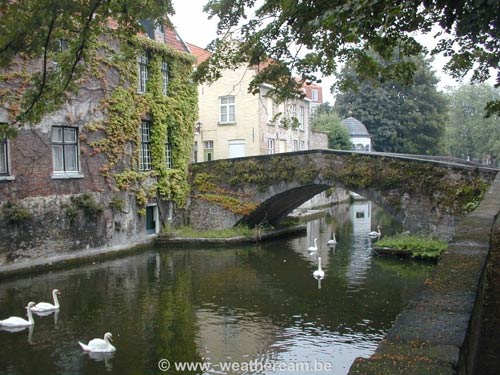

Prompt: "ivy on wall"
[0,31,198,215]
[85,35,198,213]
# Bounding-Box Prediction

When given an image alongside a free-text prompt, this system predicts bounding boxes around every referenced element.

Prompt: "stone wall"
[309,130,328,149]
[348,174,500,375]
[0,192,156,266]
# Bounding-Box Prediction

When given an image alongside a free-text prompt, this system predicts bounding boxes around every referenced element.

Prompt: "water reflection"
[0,201,432,375]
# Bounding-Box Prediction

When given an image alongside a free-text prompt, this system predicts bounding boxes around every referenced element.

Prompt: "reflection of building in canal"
[349,200,372,235]
[346,200,374,287]
[195,310,283,365]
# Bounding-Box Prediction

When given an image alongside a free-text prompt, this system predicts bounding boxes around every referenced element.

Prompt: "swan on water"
[0,302,36,327]
[368,226,382,239]
[31,289,61,313]
[313,257,325,280]
[79,332,116,353]
[327,233,337,247]
[308,238,318,252]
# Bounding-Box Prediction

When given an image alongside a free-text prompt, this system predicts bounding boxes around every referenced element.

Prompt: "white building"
[341,117,372,152]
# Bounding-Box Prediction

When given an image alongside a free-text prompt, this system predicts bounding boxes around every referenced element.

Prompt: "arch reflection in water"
[0,200,431,375]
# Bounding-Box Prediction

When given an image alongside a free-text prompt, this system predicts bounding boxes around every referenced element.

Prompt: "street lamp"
[195,121,202,135]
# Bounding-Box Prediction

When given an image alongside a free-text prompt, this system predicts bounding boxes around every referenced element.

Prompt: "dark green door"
[146,206,155,234]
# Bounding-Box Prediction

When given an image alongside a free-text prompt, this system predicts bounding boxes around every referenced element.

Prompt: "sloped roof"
[186,43,212,64]
[165,27,190,53]
[341,117,370,136]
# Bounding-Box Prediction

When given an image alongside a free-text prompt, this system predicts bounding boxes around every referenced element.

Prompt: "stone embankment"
[348,173,500,375]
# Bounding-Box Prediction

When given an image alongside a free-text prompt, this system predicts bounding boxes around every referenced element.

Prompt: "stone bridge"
[188,150,499,239]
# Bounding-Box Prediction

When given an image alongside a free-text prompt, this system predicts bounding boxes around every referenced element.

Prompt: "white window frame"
[267,138,275,154]
[161,59,169,96]
[299,106,305,130]
[165,142,173,169]
[293,140,298,151]
[138,52,149,94]
[311,89,318,101]
[299,141,305,150]
[139,120,152,171]
[0,137,9,175]
[219,96,235,123]
[203,140,214,161]
[51,126,82,178]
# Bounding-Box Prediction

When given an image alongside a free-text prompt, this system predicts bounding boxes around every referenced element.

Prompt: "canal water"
[0,201,434,375]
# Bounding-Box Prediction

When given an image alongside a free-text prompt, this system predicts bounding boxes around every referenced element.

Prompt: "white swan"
[31,289,61,313]
[308,238,318,252]
[0,302,36,327]
[79,332,116,353]
[368,226,382,239]
[313,257,325,279]
[327,233,337,247]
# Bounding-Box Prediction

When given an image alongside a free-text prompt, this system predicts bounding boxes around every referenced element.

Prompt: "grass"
[375,234,448,260]
[164,225,264,239]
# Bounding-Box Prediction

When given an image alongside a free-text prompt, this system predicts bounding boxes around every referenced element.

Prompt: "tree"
[334,52,448,155]
[445,84,500,165]
[201,0,499,114]
[0,0,173,126]
[310,112,351,150]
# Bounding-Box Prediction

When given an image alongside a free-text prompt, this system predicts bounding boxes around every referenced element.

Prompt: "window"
[165,142,173,169]
[138,52,149,93]
[299,141,305,150]
[311,89,318,101]
[267,138,275,154]
[203,140,214,161]
[0,137,8,175]
[139,121,152,171]
[192,141,198,163]
[52,126,79,173]
[293,140,298,151]
[58,39,68,52]
[291,104,297,119]
[161,59,169,96]
[219,96,235,123]
[299,106,305,130]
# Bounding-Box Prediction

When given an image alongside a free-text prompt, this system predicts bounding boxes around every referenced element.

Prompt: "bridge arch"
[188,150,498,239]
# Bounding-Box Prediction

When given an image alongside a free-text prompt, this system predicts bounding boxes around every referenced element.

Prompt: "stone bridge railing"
[188,150,499,240]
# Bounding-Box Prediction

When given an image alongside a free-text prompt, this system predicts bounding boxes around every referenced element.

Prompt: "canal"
[0,201,434,375]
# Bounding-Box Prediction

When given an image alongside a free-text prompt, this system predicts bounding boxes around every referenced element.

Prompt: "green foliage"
[201,0,499,114]
[444,84,500,166]
[376,234,448,260]
[64,193,104,221]
[109,196,125,212]
[0,0,174,125]
[310,112,351,150]
[167,225,260,238]
[1,201,33,224]
[86,36,197,211]
[334,52,448,154]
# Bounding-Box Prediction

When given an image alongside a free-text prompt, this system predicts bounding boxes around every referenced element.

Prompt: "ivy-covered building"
[0,20,198,264]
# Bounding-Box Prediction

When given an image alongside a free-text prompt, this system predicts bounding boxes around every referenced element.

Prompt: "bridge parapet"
[189,150,498,239]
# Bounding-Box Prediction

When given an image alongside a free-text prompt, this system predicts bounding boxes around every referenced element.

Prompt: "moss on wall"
[191,153,493,217]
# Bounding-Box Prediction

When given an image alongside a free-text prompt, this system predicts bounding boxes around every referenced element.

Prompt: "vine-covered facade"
[0,21,197,264]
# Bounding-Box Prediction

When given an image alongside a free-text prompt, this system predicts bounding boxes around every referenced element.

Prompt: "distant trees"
[444,84,500,166]
[310,112,351,150]
[334,52,448,154]
[202,0,499,115]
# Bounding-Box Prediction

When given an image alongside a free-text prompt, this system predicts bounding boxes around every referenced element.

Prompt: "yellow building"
[188,44,311,162]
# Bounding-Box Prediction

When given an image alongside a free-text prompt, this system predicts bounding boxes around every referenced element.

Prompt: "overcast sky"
[170,0,471,103]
